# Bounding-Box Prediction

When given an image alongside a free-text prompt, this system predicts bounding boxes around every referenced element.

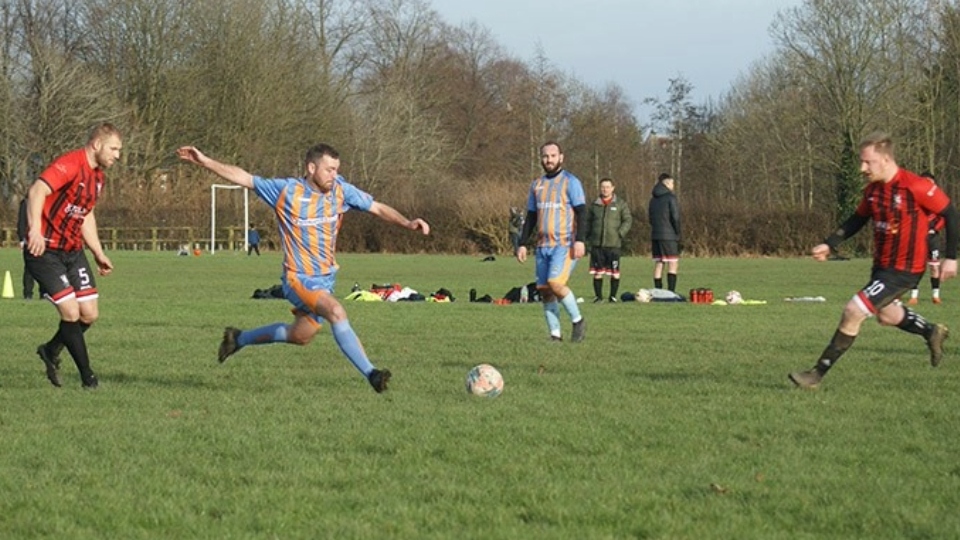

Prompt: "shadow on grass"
[108,371,221,389]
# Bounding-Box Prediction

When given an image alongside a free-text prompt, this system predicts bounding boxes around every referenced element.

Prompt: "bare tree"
[644,76,703,184]
[349,0,454,191]
[772,0,927,219]
[17,0,125,160]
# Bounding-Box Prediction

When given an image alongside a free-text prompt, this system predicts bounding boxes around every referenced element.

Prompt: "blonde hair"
[88,123,122,144]
[859,132,894,158]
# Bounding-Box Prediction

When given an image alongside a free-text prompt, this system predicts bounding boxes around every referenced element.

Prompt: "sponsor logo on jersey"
[64,203,87,217]
[297,215,339,227]
[538,202,566,210]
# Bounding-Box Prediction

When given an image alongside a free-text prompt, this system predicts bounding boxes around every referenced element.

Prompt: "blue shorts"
[283,270,337,326]
[535,246,577,287]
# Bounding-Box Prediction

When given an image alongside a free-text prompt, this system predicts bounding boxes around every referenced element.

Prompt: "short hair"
[88,122,121,144]
[599,177,614,185]
[658,172,673,182]
[540,141,563,154]
[859,132,895,158]
[305,143,339,165]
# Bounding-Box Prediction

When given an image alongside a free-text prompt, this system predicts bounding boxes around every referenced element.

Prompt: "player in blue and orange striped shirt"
[177,143,430,393]
[516,142,588,342]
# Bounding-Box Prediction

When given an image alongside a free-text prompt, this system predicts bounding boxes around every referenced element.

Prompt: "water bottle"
[520,285,529,303]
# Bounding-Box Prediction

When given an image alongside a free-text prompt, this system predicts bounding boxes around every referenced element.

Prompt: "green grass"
[1,249,959,539]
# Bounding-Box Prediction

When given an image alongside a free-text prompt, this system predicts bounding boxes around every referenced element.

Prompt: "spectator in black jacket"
[17,198,36,299]
[648,173,681,292]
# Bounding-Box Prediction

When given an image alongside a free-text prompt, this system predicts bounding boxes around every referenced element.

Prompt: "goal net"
[210,184,250,254]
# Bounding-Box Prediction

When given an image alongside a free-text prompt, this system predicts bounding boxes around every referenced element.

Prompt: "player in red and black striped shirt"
[789,132,959,389]
[24,123,122,389]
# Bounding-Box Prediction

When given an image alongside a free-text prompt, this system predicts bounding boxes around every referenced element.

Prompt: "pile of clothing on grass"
[343,283,455,302]
[251,284,285,299]
[468,282,541,304]
[622,288,686,303]
[251,283,455,302]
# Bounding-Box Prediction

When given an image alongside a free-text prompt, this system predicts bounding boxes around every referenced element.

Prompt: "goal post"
[210,184,249,254]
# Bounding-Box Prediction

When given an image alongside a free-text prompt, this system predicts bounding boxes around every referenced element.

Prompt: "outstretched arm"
[368,201,430,235]
[815,213,870,260]
[176,146,254,189]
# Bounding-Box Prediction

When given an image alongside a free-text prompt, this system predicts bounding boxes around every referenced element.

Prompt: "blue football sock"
[237,323,288,347]
[544,301,562,337]
[331,320,375,376]
[560,292,583,323]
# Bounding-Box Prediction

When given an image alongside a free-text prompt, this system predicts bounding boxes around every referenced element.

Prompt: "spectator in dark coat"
[17,198,36,299]
[648,173,681,292]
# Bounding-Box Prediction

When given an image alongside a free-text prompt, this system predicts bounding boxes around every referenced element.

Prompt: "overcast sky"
[429,0,801,119]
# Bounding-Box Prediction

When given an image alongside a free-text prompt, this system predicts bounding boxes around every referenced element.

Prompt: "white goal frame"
[210,184,250,254]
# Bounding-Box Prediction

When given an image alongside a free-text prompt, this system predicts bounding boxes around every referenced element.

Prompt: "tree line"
[2,0,960,256]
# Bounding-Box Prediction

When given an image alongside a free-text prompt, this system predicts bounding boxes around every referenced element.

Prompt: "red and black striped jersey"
[921,176,947,234]
[856,169,950,273]
[36,148,104,252]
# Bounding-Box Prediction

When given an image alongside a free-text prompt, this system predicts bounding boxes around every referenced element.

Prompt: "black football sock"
[609,278,620,299]
[593,279,603,298]
[814,330,856,375]
[654,278,663,289]
[47,322,88,357]
[931,277,941,290]
[667,273,677,292]
[897,307,933,338]
[58,320,95,381]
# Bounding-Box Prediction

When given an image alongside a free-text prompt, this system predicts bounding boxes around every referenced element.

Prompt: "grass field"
[1,249,959,539]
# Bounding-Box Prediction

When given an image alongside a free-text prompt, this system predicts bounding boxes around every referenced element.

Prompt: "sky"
[429,0,801,119]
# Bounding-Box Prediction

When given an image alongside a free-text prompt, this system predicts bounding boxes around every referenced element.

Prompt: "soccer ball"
[725,290,743,304]
[636,288,653,303]
[465,364,504,398]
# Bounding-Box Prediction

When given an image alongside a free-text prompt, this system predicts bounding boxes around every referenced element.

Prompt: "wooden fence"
[0,227,265,252]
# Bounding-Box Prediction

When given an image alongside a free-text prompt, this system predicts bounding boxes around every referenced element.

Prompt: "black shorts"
[652,240,680,262]
[24,249,98,303]
[855,268,922,315]
[589,247,621,278]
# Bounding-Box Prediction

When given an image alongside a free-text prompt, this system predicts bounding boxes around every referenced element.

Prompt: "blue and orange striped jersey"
[252,176,373,275]
[526,170,586,247]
